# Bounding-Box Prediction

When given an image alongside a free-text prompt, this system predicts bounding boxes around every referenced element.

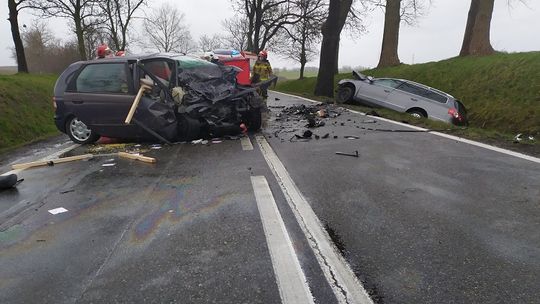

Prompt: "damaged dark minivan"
[53,53,264,144]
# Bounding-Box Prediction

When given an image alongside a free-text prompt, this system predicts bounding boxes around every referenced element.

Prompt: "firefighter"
[252,50,273,100]
[96,44,113,59]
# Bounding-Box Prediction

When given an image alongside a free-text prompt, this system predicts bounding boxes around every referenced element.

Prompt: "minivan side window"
[74,63,128,94]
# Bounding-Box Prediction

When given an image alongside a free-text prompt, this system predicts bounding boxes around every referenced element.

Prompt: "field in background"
[0,67,17,75]
[274,69,319,80]
[274,66,366,81]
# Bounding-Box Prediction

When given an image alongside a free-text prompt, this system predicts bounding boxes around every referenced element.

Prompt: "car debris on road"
[514,133,536,143]
[10,151,156,171]
[0,174,22,190]
[335,151,359,158]
[11,154,95,170]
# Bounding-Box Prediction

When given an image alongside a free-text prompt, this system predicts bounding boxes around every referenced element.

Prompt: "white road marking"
[428,131,540,164]
[272,91,325,105]
[48,207,68,215]
[271,91,540,164]
[256,136,374,304]
[250,176,315,304]
[241,136,254,151]
[1,143,80,176]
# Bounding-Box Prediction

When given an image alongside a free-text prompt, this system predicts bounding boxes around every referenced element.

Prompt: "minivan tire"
[65,116,100,144]
[247,107,262,132]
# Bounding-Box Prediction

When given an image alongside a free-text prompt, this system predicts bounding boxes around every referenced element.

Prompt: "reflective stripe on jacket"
[253,60,273,81]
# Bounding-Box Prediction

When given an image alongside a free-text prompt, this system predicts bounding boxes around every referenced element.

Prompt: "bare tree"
[28,0,100,60]
[375,0,425,68]
[459,0,495,56]
[222,17,249,51]
[230,0,304,53]
[275,0,326,79]
[8,0,29,73]
[140,3,195,53]
[100,0,147,51]
[15,21,79,73]
[314,0,354,97]
[83,19,114,58]
[198,34,224,52]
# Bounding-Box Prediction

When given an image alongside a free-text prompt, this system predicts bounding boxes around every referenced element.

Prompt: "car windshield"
[176,56,223,80]
[175,56,238,101]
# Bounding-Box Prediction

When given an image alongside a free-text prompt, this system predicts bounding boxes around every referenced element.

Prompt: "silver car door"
[382,81,426,111]
[357,78,401,107]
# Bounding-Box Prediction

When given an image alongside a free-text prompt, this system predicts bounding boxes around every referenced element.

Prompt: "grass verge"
[0,73,59,153]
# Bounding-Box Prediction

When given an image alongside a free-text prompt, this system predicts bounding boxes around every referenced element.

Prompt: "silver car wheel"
[337,85,354,103]
[69,117,92,142]
[410,112,423,119]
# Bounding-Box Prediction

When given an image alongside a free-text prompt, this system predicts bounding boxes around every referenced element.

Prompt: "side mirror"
[367,76,374,82]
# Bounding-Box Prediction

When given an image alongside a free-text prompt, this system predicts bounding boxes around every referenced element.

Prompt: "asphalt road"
[1,91,539,304]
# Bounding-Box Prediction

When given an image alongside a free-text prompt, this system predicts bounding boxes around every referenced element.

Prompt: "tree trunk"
[8,0,28,73]
[299,52,307,80]
[298,44,307,80]
[334,40,340,74]
[460,0,495,56]
[74,17,87,60]
[314,0,352,97]
[377,0,401,68]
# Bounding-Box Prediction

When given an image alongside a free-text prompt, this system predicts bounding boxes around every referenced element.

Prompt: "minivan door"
[64,62,141,138]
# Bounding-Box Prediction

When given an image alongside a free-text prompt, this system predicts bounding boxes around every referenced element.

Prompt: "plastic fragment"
[335,151,359,158]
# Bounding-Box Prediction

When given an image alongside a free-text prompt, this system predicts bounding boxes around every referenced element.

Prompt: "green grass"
[0,73,59,152]
[275,69,319,81]
[276,52,540,136]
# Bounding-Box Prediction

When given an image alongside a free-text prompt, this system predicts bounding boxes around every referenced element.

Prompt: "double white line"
[251,136,373,304]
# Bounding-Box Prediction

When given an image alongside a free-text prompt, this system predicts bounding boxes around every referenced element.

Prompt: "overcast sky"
[1,0,539,69]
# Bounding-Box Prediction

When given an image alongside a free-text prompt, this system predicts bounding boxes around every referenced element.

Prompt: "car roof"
[378,77,454,99]
[83,52,192,64]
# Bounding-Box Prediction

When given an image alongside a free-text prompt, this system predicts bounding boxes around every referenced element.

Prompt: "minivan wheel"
[66,116,99,144]
[247,107,262,132]
[336,85,354,104]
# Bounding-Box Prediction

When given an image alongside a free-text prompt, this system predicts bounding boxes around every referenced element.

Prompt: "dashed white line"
[250,176,315,304]
[256,136,374,304]
[271,91,540,164]
[241,136,254,151]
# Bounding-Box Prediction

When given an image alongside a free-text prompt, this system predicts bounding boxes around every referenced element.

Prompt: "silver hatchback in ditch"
[337,71,468,125]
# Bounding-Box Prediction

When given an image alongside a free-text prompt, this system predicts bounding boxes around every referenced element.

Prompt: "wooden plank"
[12,154,94,170]
[125,84,152,124]
[118,152,156,164]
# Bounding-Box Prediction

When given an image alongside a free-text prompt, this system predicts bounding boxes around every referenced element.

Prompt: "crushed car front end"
[133,55,264,142]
